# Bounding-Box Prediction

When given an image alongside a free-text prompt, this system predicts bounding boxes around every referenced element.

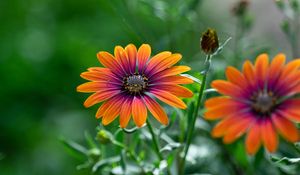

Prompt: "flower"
[232,0,249,16]
[204,53,300,155]
[77,44,193,128]
[200,28,219,55]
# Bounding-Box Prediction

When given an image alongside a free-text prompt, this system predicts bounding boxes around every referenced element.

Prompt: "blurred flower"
[232,0,250,16]
[77,44,193,127]
[204,54,300,155]
[290,0,299,11]
[274,0,285,9]
[200,28,219,55]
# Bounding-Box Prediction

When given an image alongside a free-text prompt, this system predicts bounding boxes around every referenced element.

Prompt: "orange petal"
[97,51,123,75]
[119,97,133,128]
[268,53,286,85]
[102,97,125,125]
[292,84,300,95]
[145,51,172,73]
[276,71,300,95]
[83,90,119,108]
[272,113,298,142]
[211,80,243,98]
[204,101,246,120]
[151,90,187,109]
[80,69,119,82]
[125,44,137,73]
[132,96,147,127]
[226,66,247,88]
[246,123,261,155]
[211,115,238,137]
[114,46,130,73]
[77,82,118,92]
[144,95,169,125]
[148,54,182,76]
[153,66,191,78]
[157,85,193,98]
[242,60,256,87]
[205,96,232,108]
[137,44,151,73]
[281,59,300,78]
[223,115,253,144]
[261,119,278,153]
[95,97,118,118]
[87,67,106,72]
[158,75,194,84]
[279,109,300,123]
[255,53,269,82]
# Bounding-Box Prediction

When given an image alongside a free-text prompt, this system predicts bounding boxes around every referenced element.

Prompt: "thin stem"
[146,120,163,160]
[179,55,211,175]
[113,140,143,172]
[146,119,171,175]
[292,9,300,57]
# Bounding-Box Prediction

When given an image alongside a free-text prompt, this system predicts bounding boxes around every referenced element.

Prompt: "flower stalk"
[179,54,211,175]
[146,119,171,175]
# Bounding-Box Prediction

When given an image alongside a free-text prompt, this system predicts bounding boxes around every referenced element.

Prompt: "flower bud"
[96,129,113,144]
[88,148,101,161]
[200,28,219,55]
[232,0,249,16]
[281,20,290,34]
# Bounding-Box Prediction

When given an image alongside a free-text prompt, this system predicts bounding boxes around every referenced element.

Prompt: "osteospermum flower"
[204,53,300,155]
[77,44,193,128]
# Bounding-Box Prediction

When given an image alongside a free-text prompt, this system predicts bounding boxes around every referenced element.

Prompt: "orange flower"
[204,53,300,155]
[77,44,193,128]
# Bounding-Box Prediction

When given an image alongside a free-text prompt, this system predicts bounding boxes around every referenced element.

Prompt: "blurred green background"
[0,0,299,175]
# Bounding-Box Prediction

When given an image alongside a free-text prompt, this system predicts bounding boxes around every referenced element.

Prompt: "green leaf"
[270,156,300,174]
[180,73,202,84]
[271,156,300,165]
[92,156,121,173]
[295,142,300,152]
[60,137,88,157]
[167,152,176,167]
[76,160,92,170]
[160,142,182,153]
[84,131,97,149]
[204,88,217,94]
[233,142,249,168]
[120,150,127,173]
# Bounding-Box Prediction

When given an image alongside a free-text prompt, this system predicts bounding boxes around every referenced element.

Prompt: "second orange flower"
[205,53,300,155]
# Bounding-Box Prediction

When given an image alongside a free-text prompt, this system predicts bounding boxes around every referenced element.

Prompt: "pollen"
[251,91,277,115]
[123,73,148,94]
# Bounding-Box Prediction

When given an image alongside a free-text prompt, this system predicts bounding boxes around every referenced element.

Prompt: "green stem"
[179,55,211,175]
[146,119,171,175]
[113,140,143,171]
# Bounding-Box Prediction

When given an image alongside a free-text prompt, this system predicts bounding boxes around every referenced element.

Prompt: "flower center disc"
[252,91,276,115]
[123,74,148,94]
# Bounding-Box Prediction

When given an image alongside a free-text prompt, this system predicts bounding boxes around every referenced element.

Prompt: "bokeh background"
[1,0,299,175]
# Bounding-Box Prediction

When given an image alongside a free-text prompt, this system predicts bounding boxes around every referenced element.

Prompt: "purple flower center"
[251,91,277,115]
[123,73,148,94]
